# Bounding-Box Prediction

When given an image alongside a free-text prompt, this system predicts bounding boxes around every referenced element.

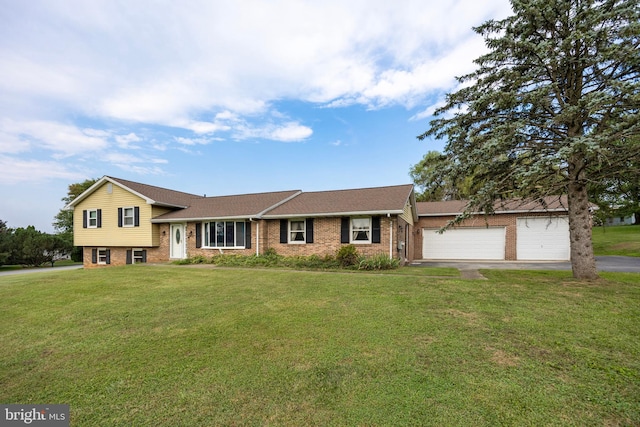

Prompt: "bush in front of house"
[357,253,401,270]
[175,246,399,271]
[336,244,359,267]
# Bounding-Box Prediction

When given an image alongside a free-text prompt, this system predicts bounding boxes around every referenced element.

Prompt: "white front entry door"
[170,223,186,259]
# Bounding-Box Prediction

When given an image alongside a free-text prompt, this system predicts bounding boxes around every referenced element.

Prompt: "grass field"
[1,265,638,426]
[592,225,640,257]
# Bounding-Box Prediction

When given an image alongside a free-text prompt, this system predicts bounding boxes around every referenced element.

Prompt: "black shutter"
[142,250,147,263]
[118,208,123,227]
[83,210,88,228]
[340,217,350,243]
[91,248,97,263]
[126,250,132,264]
[195,223,202,248]
[97,209,102,228]
[280,219,288,243]
[134,207,140,227]
[306,218,314,243]
[372,217,381,244]
[245,222,252,249]
[105,249,111,265]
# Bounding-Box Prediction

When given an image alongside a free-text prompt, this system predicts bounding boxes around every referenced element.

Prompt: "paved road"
[0,265,83,277]
[413,256,639,273]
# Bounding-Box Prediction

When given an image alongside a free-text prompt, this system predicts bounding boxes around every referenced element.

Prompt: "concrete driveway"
[412,256,639,273]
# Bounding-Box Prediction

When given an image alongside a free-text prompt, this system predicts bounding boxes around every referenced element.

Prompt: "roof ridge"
[296,183,413,195]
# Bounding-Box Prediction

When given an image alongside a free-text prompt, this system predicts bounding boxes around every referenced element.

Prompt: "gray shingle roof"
[107,176,202,207]
[69,175,415,221]
[263,184,415,218]
[417,196,569,216]
[152,190,301,221]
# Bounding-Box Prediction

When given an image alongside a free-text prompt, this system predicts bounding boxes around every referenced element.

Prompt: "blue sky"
[0,0,512,232]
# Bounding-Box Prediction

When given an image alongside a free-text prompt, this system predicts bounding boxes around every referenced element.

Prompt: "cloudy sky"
[0,0,512,232]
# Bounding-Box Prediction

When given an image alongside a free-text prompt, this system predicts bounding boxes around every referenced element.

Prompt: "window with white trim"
[122,207,135,227]
[88,209,98,228]
[289,219,306,243]
[97,248,108,264]
[351,217,371,243]
[133,249,146,263]
[204,221,246,248]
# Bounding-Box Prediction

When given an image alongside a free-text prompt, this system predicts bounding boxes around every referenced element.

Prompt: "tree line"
[0,221,72,267]
[0,179,97,268]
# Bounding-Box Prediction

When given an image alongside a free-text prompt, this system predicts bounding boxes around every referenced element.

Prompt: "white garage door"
[517,217,570,260]
[422,227,506,260]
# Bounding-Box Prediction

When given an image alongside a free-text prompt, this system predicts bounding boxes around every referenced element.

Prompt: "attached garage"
[422,227,506,260]
[516,217,570,260]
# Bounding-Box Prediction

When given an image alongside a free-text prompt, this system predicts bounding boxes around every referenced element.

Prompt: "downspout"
[388,214,393,260]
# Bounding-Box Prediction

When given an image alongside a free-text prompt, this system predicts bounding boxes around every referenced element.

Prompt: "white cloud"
[232,121,313,143]
[175,137,214,146]
[0,155,83,184]
[115,133,142,149]
[0,119,109,157]
[268,123,314,142]
[0,0,512,131]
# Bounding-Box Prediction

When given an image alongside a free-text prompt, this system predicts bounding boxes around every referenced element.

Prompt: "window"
[351,217,371,243]
[83,209,101,228]
[280,219,314,244]
[341,217,380,244]
[97,248,109,264]
[122,207,135,227]
[91,248,110,264]
[204,221,246,248]
[127,248,147,264]
[118,207,139,227]
[88,210,98,228]
[290,220,305,243]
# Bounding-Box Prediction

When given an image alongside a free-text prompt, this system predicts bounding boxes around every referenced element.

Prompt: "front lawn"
[1,266,638,426]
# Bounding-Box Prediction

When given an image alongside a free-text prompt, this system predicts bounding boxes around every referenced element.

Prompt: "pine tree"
[419,0,640,279]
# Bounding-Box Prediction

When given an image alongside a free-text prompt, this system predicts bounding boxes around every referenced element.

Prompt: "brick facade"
[82,245,168,268]
[179,216,412,262]
[414,212,568,260]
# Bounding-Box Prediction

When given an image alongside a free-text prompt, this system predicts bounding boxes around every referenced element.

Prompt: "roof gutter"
[418,207,569,217]
[263,209,405,219]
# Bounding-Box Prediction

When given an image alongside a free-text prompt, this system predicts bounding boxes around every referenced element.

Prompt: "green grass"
[592,225,640,257]
[1,266,639,426]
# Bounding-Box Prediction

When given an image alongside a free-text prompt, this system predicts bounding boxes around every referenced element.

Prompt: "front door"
[170,223,186,259]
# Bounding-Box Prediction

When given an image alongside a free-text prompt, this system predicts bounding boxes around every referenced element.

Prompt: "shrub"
[336,245,359,267]
[358,254,401,271]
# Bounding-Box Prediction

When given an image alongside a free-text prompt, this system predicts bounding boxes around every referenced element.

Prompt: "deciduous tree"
[53,178,97,261]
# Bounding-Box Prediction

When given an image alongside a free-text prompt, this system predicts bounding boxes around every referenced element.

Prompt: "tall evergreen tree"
[419,0,640,279]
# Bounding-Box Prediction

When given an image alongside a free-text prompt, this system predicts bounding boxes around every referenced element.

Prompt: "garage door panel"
[517,217,570,260]
[422,227,505,260]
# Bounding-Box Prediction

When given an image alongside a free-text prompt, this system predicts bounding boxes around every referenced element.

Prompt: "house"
[66,176,418,267]
[415,197,571,261]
